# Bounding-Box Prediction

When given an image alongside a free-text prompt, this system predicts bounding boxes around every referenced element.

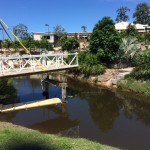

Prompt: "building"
[32,32,91,46]
[33,22,150,47]
[67,32,91,40]
[32,32,58,46]
[115,22,150,34]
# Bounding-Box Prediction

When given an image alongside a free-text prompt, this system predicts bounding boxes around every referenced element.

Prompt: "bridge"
[0,52,78,78]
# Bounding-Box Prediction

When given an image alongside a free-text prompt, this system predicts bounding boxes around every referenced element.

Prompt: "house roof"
[115,22,149,30]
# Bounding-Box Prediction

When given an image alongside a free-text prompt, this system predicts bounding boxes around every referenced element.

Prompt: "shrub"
[79,52,106,76]
[129,49,150,80]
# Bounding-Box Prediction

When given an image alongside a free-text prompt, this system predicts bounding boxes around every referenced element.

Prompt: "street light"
[45,24,49,33]
[45,24,50,52]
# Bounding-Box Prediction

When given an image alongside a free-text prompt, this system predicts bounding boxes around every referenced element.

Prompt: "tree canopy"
[60,35,79,51]
[13,24,28,40]
[89,16,120,64]
[116,6,130,22]
[133,2,150,25]
[53,25,65,37]
[81,25,87,32]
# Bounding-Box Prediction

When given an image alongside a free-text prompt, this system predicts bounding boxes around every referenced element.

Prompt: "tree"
[89,16,120,64]
[126,24,138,36]
[119,23,142,42]
[133,2,150,25]
[118,36,140,65]
[40,37,49,49]
[53,25,65,37]
[53,25,65,46]
[13,24,28,40]
[116,6,130,22]
[60,35,79,51]
[81,25,87,32]
[2,39,11,49]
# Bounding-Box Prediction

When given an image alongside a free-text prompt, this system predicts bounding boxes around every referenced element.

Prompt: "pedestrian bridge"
[0,52,78,78]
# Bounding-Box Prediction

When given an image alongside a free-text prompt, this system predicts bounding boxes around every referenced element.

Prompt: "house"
[32,32,58,46]
[32,32,91,45]
[32,22,150,47]
[67,32,91,40]
[115,22,150,34]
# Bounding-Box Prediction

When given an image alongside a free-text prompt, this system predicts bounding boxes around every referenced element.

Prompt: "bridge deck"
[0,98,62,113]
[0,53,79,78]
[0,65,78,78]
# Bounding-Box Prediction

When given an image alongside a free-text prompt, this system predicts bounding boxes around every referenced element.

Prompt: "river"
[0,73,150,150]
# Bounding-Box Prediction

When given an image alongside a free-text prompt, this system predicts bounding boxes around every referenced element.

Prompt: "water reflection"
[67,76,150,131]
[0,78,19,105]
[0,74,150,150]
[29,116,79,135]
[88,91,119,132]
[116,92,150,125]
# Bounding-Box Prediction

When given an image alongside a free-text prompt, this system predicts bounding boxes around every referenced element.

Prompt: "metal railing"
[0,52,78,77]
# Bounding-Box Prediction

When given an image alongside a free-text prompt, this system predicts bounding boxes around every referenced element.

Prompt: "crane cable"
[0,18,45,71]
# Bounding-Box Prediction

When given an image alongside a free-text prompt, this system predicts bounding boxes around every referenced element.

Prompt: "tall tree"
[53,25,65,37]
[116,6,130,22]
[133,2,150,25]
[13,24,28,40]
[81,25,87,32]
[89,16,120,64]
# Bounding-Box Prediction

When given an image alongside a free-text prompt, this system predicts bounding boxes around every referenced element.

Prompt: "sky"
[0,0,149,40]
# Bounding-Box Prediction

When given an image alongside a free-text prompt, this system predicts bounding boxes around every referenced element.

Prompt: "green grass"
[0,122,118,150]
[117,79,150,96]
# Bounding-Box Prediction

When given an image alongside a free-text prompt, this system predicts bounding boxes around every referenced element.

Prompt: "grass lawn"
[0,122,118,150]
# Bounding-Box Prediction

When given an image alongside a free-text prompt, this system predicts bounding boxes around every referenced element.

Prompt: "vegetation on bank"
[118,79,150,96]
[117,49,150,96]
[78,52,106,76]
[0,122,118,150]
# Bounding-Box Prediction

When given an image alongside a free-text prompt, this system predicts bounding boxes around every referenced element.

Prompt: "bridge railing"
[0,52,78,75]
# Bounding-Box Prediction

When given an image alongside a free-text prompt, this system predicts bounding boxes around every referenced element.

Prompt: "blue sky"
[0,0,149,39]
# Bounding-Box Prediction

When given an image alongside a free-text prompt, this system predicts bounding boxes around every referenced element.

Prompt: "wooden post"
[59,83,68,103]
[41,73,49,99]
[0,104,3,112]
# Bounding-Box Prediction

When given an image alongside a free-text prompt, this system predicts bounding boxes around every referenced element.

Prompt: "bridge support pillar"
[59,83,68,103]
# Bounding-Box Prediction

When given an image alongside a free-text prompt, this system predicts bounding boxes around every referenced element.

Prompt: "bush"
[79,52,106,76]
[134,49,150,66]
[129,49,150,80]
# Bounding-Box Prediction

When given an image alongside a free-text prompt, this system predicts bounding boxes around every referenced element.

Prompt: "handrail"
[1,52,78,59]
[0,53,78,77]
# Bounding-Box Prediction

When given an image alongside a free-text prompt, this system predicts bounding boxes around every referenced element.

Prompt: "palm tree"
[81,25,87,32]
[118,36,140,66]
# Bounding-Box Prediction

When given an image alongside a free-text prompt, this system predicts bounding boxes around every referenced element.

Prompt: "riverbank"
[117,79,150,96]
[0,122,118,150]
[67,68,150,96]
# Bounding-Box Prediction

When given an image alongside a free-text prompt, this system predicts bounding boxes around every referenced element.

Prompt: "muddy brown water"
[0,74,150,150]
